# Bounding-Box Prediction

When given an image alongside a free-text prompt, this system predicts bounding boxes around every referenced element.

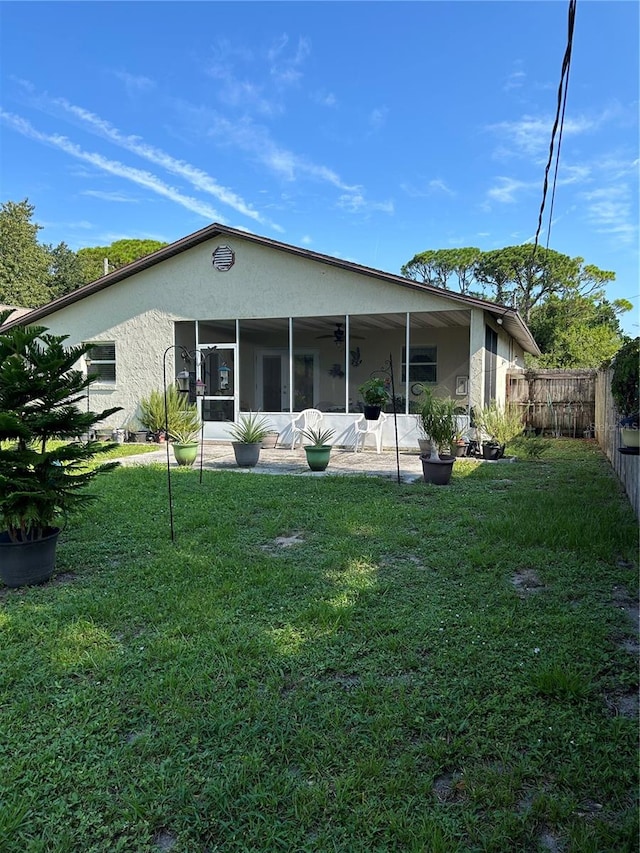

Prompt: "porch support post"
[288,317,293,412]
[345,315,350,413]
[405,313,410,414]
[469,308,485,415]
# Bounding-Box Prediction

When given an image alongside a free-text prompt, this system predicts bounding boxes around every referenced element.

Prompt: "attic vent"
[212,245,235,271]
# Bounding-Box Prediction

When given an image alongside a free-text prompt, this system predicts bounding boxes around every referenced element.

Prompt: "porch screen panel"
[484,326,498,403]
[294,354,314,411]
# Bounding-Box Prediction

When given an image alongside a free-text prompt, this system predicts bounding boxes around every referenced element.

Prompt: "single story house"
[3,223,540,449]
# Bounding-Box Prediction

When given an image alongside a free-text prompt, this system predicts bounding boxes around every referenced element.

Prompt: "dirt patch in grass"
[611,585,639,632]
[262,533,305,553]
[511,568,545,597]
[153,828,177,851]
[604,688,638,719]
[433,771,465,803]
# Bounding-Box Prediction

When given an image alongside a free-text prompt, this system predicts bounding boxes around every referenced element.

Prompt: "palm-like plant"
[228,412,273,444]
[301,425,335,447]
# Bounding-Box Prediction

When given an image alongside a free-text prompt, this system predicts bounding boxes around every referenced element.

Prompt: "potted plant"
[0,315,122,587]
[418,391,457,485]
[474,402,523,460]
[169,403,201,467]
[358,377,389,420]
[228,412,273,467]
[301,425,336,471]
[610,337,639,450]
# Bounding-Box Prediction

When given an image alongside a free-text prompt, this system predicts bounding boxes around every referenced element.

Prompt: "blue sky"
[1,1,638,333]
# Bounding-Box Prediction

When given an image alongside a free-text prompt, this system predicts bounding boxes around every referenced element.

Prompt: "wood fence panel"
[595,367,639,520]
[507,369,596,436]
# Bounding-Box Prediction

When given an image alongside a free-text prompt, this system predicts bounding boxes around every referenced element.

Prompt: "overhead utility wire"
[531,0,577,262]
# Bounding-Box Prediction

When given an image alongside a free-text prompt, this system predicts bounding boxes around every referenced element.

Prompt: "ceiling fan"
[316,322,364,345]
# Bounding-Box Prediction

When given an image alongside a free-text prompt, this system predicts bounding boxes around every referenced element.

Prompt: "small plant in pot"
[418,391,457,485]
[0,315,122,587]
[228,412,273,467]
[610,337,639,450]
[169,406,201,467]
[358,377,389,420]
[301,425,335,471]
[474,402,523,460]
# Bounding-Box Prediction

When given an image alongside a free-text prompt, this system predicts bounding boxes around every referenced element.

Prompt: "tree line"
[401,247,632,368]
[0,199,631,368]
[0,199,166,308]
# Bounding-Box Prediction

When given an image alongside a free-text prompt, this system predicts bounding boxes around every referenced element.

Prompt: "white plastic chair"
[353,412,387,454]
[290,408,324,449]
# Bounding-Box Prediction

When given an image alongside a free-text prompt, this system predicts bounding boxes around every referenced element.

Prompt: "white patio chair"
[290,408,324,449]
[353,412,387,454]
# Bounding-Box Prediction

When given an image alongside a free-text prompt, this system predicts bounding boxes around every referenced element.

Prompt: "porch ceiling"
[238,310,471,335]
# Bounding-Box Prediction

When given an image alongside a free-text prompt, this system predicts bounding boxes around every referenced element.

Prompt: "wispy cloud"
[488,113,600,159]
[81,190,139,203]
[112,70,155,95]
[503,68,526,92]
[581,184,637,245]
[400,178,455,198]
[0,110,224,221]
[484,176,538,205]
[337,192,393,215]
[51,97,275,226]
[369,107,388,131]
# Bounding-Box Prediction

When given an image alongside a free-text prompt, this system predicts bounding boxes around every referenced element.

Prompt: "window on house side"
[85,342,116,382]
[401,346,437,384]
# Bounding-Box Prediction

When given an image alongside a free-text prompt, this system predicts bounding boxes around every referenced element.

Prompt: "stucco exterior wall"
[32,235,469,430]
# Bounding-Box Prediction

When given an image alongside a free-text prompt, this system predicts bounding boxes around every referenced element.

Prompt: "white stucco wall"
[34,235,469,431]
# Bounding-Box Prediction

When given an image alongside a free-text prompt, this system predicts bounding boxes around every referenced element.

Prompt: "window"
[85,342,116,382]
[401,346,437,384]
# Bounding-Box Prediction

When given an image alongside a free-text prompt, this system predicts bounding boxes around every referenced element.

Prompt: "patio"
[118,443,430,483]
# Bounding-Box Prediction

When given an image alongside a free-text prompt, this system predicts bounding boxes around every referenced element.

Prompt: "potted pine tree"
[0,315,122,587]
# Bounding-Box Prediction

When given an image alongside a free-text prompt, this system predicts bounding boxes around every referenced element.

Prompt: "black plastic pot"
[363,405,382,421]
[482,442,505,461]
[0,527,60,588]
[420,456,455,485]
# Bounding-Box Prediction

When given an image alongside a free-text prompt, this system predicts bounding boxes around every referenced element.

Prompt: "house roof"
[0,304,32,328]
[0,223,541,355]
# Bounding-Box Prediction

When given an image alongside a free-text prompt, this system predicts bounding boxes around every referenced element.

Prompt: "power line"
[531,0,577,262]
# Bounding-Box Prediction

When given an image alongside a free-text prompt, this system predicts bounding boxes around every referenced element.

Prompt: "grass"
[1,440,638,852]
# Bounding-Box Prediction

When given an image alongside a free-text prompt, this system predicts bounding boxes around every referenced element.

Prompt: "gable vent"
[212,245,235,271]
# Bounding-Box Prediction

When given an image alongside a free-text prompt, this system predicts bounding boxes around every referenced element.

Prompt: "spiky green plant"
[228,412,273,444]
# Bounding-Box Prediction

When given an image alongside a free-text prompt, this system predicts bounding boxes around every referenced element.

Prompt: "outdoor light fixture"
[176,369,191,392]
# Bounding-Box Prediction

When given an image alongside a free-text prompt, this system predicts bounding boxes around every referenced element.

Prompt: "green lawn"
[1,441,637,852]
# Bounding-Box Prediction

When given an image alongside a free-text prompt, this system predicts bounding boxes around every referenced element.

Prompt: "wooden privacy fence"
[595,367,639,520]
[507,369,596,437]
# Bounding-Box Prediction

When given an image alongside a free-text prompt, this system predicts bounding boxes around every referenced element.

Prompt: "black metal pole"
[162,346,177,542]
[388,353,401,485]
